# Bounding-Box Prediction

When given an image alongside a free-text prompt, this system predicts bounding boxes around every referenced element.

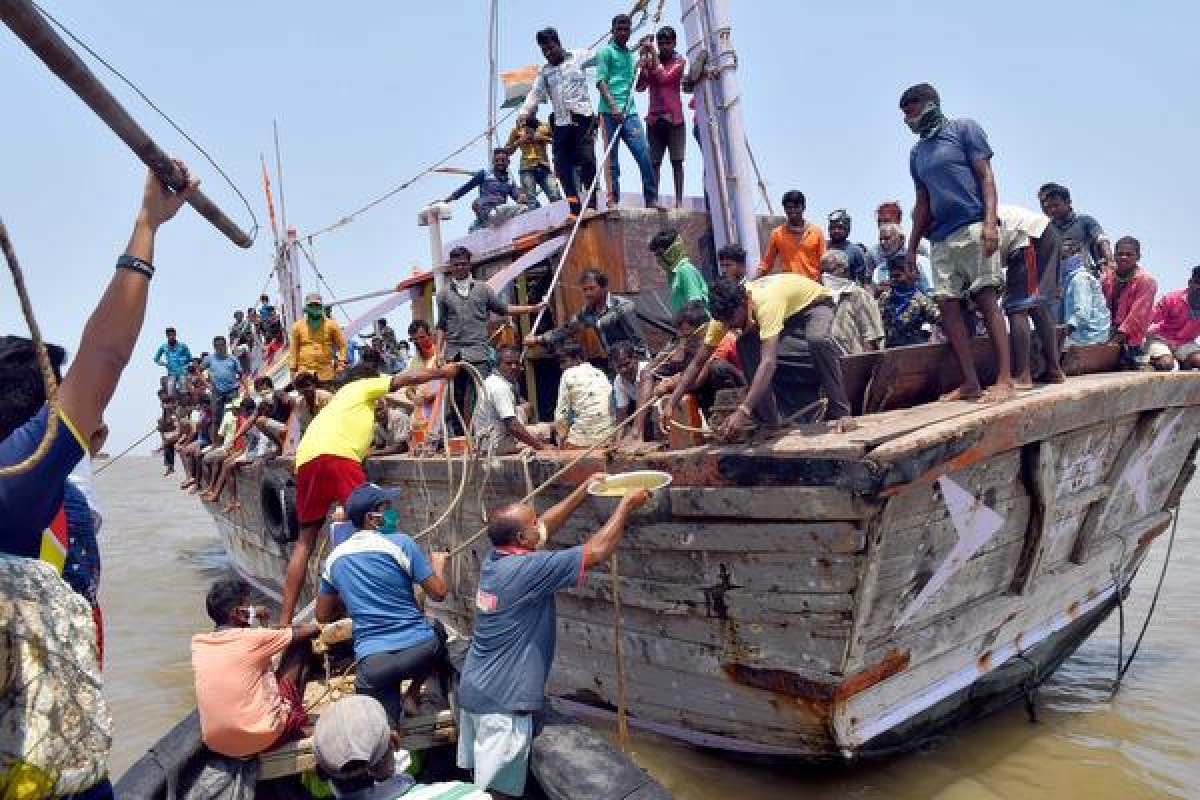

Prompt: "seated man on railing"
[443,148,531,231]
[553,342,614,448]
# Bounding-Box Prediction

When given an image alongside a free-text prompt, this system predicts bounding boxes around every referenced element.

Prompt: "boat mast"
[270,121,302,328]
[486,0,499,152]
[680,0,762,271]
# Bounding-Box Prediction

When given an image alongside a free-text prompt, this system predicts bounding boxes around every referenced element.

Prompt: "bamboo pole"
[1,0,253,248]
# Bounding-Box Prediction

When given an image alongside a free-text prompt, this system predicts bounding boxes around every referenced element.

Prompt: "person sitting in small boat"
[444,148,531,231]
[316,483,450,723]
[525,267,648,363]
[758,190,826,281]
[553,342,615,448]
[878,252,942,347]
[1060,237,1112,349]
[648,227,709,313]
[1101,236,1158,369]
[473,345,549,454]
[663,274,853,441]
[997,204,1064,388]
[504,113,562,209]
[313,695,490,800]
[280,362,460,625]
[718,243,748,283]
[820,250,884,355]
[191,578,320,759]
[457,478,650,798]
[1145,265,1200,371]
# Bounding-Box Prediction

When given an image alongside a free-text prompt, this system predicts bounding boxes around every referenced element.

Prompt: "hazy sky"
[3,1,1198,452]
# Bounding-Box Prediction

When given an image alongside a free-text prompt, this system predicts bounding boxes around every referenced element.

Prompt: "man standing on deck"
[434,246,544,433]
[900,82,1014,402]
[519,28,600,216]
[279,363,460,625]
[649,227,708,313]
[596,13,659,209]
[826,210,871,286]
[289,291,347,387]
[203,335,244,444]
[457,479,649,798]
[758,191,826,280]
[663,274,852,439]
[153,326,192,400]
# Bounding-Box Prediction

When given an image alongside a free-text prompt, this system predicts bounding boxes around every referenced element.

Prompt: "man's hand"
[523,333,541,347]
[437,363,461,379]
[138,160,197,232]
[586,471,608,492]
[620,487,651,510]
[430,551,449,576]
[717,406,753,442]
[659,398,676,436]
[980,222,1000,258]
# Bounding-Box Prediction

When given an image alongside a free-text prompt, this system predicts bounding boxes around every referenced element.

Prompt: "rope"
[1111,507,1180,695]
[93,427,158,475]
[0,217,62,478]
[611,552,631,752]
[295,241,352,323]
[31,2,259,244]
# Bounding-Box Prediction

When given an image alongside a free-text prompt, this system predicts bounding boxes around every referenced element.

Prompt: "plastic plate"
[587,470,673,497]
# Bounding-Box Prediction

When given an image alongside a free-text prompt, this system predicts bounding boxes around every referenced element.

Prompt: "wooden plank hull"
[200,371,1200,759]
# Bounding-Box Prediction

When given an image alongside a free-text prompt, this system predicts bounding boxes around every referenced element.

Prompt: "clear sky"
[3,1,1198,452]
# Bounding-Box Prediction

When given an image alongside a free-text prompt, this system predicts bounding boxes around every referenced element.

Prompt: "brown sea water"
[98,456,1199,798]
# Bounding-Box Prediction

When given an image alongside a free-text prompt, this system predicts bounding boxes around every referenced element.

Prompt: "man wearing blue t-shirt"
[153,326,192,399]
[202,335,244,443]
[902,82,1014,402]
[316,483,450,723]
[456,476,649,798]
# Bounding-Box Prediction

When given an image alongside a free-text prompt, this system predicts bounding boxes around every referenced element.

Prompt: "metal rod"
[1,0,253,248]
[273,120,288,237]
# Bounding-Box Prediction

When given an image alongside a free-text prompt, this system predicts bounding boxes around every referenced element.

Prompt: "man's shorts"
[1145,335,1200,364]
[930,221,1003,301]
[456,710,533,797]
[647,118,686,163]
[294,454,365,527]
[1003,245,1048,313]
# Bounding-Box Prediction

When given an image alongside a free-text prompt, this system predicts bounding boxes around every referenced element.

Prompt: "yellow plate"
[587,470,673,497]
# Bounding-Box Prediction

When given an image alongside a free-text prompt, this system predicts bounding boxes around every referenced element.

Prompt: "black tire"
[261,473,300,544]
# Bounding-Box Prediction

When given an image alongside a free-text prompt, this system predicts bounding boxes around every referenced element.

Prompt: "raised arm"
[541,473,605,537]
[445,171,485,203]
[58,165,196,443]
[390,363,458,392]
[581,489,650,569]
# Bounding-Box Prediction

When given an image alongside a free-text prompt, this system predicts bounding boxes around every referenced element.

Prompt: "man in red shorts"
[280,362,458,623]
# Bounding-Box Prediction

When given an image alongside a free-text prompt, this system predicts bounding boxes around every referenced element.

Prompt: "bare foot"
[1041,370,1067,384]
[982,381,1017,403]
[939,384,983,402]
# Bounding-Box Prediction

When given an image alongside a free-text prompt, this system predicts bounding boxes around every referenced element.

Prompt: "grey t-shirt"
[458,545,585,714]
[471,374,520,454]
[436,280,509,364]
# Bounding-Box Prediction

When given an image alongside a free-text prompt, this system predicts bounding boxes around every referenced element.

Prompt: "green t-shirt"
[668,258,709,314]
[595,42,636,114]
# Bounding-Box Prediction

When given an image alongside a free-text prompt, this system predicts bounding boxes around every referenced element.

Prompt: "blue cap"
[344,483,402,528]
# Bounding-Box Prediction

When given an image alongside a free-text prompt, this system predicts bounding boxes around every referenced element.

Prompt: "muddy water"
[99,457,1199,798]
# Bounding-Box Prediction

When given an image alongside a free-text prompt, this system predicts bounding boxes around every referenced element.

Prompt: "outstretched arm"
[582,489,650,569]
[541,473,606,538]
[58,164,196,443]
[390,364,458,392]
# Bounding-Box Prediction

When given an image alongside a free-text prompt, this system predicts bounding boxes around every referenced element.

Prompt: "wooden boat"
[201,199,1200,760]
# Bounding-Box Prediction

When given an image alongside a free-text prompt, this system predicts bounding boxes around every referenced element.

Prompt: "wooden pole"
[1,0,254,248]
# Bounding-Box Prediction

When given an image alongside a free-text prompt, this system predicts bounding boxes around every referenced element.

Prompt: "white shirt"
[555,362,614,447]
[472,373,520,454]
[998,204,1051,256]
[520,48,597,125]
[612,360,649,411]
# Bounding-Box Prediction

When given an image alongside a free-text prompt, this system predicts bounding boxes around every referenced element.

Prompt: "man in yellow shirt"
[289,292,348,385]
[279,362,459,624]
[663,274,851,441]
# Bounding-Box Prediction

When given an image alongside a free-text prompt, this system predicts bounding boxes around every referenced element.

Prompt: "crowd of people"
[443,15,701,227]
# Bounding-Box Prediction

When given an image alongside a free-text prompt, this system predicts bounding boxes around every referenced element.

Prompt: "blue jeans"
[519,165,561,208]
[600,112,657,204]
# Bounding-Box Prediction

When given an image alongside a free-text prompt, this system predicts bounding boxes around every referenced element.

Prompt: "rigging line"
[93,427,158,475]
[31,1,260,244]
[295,240,351,322]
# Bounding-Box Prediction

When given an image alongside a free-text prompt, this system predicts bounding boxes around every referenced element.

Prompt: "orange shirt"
[759,223,826,281]
[191,627,294,757]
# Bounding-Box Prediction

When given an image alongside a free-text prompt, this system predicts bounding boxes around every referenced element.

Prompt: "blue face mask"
[379,509,399,535]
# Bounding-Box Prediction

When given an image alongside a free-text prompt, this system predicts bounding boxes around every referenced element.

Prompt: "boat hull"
[200,371,1200,759]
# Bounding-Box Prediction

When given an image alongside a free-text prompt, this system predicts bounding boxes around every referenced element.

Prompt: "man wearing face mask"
[435,246,545,433]
[316,483,450,723]
[870,223,932,292]
[1145,266,1200,371]
[901,82,1014,402]
[648,227,708,313]
[457,478,649,798]
[289,291,348,387]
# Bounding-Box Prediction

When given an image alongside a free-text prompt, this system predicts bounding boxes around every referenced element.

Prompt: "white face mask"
[451,277,472,298]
